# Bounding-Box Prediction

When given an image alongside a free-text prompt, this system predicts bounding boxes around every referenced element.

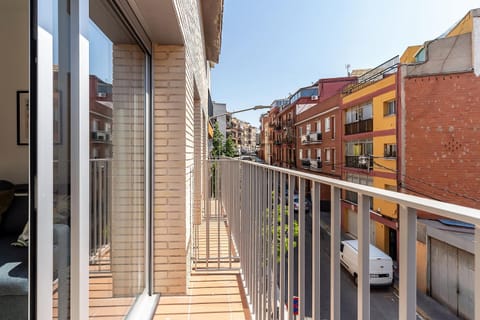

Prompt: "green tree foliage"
[265,191,299,262]
[211,122,224,158]
[224,136,237,157]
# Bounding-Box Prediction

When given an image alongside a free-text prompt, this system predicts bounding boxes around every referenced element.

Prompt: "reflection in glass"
[89,2,146,315]
[53,0,71,318]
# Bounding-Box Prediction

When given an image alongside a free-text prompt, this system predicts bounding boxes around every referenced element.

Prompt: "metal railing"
[208,158,480,320]
[345,118,373,135]
[89,159,112,272]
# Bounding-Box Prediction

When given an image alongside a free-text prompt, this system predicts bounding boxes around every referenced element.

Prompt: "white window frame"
[325,148,331,162]
[325,117,330,132]
[316,120,321,133]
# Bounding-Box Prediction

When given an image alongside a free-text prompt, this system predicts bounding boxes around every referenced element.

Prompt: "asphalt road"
[287,212,400,319]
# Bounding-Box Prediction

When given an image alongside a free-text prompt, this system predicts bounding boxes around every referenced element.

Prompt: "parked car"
[293,194,311,213]
[340,240,393,286]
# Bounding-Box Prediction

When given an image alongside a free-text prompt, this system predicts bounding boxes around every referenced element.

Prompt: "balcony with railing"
[345,155,373,170]
[344,118,373,135]
[201,158,480,320]
[309,132,322,143]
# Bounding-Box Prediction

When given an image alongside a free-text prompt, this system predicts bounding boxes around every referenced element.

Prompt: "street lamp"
[209,105,270,123]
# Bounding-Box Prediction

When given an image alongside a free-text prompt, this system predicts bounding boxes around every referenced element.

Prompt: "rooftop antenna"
[345,64,351,76]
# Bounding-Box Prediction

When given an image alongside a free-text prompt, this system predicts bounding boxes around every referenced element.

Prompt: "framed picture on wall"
[17,90,29,145]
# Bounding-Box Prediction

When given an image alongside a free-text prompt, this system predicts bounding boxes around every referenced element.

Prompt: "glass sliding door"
[52,0,72,318]
[89,1,147,316]
[0,1,30,319]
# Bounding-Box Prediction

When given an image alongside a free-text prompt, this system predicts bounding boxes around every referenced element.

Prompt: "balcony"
[345,118,373,135]
[345,155,373,170]
[309,132,322,142]
[203,159,480,320]
[310,159,322,170]
[301,134,310,145]
[91,130,112,142]
[301,158,310,168]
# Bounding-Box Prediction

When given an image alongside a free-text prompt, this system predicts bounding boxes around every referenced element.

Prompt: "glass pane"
[89,2,146,316]
[53,0,72,318]
[0,1,30,318]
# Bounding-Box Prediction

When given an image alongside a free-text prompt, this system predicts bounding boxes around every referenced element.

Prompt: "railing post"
[399,205,417,320]
[280,173,286,320]
[272,171,278,320]
[331,186,341,320]
[357,194,370,320]
[312,182,321,320]
[267,169,273,319]
[287,174,295,320]
[298,178,306,319]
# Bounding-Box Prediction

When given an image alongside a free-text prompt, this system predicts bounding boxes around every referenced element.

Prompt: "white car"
[340,240,393,286]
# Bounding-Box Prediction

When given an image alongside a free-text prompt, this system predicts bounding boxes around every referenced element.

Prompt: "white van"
[340,240,393,286]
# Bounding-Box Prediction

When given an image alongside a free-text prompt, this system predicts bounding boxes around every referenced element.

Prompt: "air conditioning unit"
[311,95,318,100]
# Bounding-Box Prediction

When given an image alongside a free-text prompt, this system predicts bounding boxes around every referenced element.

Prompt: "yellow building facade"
[342,71,398,258]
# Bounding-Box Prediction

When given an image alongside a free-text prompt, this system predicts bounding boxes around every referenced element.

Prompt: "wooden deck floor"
[86,201,249,319]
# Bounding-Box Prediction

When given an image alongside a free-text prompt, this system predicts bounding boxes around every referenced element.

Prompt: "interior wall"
[0,0,29,184]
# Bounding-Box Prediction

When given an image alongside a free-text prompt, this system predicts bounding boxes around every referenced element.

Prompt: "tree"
[211,122,224,158]
[224,136,237,157]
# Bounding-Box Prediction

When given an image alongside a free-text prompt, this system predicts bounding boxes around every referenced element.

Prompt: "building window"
[384,100,396,116]
[345,102,373,124]
[332,148,336,170]
[325,117,330,132]
[384,144,397,158]
[299,127,303,137]
[325,148,331,162]
[299,149,303,160]
[316,120,321,133]
[307,149,311,159]
[306,124,311,135]
[316,148,321,160]
[331,116,335,138]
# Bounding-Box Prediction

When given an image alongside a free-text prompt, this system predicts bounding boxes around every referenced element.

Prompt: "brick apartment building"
[394,10,480,318]
[295,77,356,206]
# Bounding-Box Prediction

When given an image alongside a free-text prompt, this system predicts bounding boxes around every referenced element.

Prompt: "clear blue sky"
[211,0,476,127]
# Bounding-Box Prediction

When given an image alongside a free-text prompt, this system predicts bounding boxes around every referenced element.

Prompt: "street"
[286,211,400,319]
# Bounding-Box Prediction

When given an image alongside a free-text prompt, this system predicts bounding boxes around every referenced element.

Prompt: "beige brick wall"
[153,45,188,294]
[111,44,146,297]
[153,0,211,295]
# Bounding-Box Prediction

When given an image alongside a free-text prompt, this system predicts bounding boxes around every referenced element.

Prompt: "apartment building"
[295,77,356,207]
[341,56,399,259]
[0,0,223,319]
[398,9,480,318]
[227,116,258,154]
[276,86,318,168]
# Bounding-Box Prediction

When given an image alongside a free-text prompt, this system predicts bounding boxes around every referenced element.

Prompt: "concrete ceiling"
[200,0,224,63]
[129,0,183,45]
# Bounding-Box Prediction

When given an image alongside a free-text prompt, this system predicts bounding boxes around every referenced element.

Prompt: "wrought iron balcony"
[309,132,322,142]
[345,155,373,170]
[301,134,310,145]
[344,118,373,135]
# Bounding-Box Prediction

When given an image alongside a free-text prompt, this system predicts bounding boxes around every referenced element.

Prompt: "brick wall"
[403,72,480,210]
[111,44,146,296]
[153,45,188,294]
[152,0,211,295]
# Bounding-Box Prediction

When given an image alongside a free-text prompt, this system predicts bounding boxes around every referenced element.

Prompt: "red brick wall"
[403,72,480,210]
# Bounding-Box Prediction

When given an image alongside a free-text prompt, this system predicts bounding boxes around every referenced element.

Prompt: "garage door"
[347,209,376,244]
[430,238,474,319]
